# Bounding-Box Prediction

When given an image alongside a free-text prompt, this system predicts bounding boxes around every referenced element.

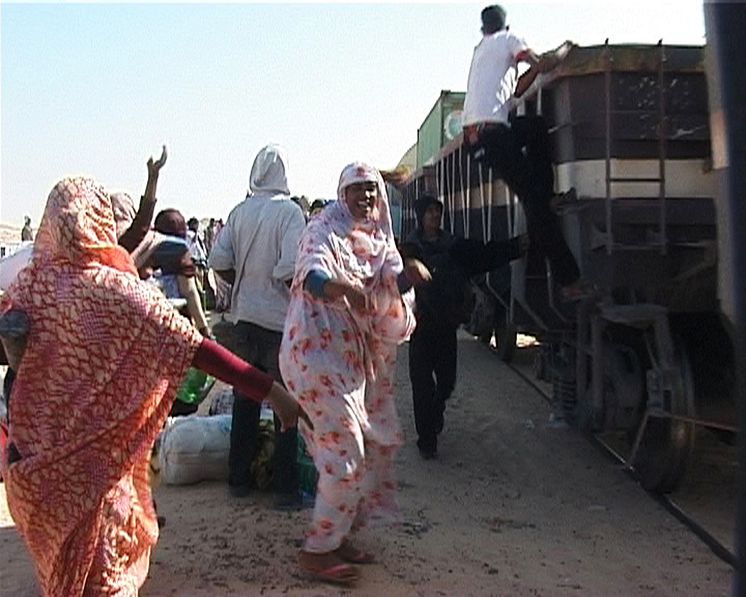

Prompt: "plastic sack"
[159,415,231,485]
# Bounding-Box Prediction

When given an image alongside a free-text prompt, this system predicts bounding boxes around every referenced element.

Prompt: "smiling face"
[344,181,378,220]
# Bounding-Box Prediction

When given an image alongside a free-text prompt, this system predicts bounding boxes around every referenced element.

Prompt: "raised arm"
[118,146,168,252]
[515,41,575,98]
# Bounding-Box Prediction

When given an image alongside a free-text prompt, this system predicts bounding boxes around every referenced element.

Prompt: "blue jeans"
[228,321,298,495]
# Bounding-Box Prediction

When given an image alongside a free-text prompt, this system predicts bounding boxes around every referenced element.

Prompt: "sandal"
[335,540,375,564]
[298,550,360,586]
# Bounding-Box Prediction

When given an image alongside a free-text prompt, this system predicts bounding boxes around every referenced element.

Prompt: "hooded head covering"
[290,162,412,344]
[334,161,395,240]
[249,144,291,196]
[31,177,137,276]
[109,192,137,240]
[414,194,443,228]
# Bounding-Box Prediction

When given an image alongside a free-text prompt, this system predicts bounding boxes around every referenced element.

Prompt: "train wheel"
[631,337,696,494]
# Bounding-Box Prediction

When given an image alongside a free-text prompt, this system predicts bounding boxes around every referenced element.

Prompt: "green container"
[297,436,319,496]
[176,368,214,405]
[416,90,466,169]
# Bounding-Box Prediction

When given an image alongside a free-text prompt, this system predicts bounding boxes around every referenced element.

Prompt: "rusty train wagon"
[399,43,735,493]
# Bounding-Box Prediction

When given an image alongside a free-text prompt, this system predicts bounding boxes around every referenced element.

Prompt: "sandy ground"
[0,333,734,596]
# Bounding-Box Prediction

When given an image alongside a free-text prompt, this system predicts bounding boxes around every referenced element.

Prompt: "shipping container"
[416,90,465,169]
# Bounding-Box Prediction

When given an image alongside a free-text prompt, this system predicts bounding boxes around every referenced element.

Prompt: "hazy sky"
[1,1,706,227]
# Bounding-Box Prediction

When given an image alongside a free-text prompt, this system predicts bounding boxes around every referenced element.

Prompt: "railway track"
[496,342,738,569]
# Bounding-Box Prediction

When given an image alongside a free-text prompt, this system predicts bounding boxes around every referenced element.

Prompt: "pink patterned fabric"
[0,177,202,596]
[279,163,416,553]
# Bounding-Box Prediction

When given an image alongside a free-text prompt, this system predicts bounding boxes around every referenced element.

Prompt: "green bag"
[176,368,214,405]
[297,436,319,496]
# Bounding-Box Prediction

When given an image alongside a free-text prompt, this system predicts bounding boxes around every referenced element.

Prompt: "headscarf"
[0,176,201,594]
[293,162,402,310]
[31,177,138,277]
[248,144,291,196]
[109,191,137,240]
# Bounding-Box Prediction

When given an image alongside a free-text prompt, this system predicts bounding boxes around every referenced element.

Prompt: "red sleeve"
[192,339,274,403]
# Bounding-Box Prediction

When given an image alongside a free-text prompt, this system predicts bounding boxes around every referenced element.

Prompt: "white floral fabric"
[279,162,416,553]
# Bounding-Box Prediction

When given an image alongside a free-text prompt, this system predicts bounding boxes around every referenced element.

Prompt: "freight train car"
[398,42,735,493]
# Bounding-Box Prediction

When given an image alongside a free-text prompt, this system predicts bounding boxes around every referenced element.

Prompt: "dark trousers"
[228,321,298,495]
[409,320,458,452]
[467,116,579,286]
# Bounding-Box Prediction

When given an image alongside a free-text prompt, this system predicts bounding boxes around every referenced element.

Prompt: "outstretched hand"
[403,258,432,287]
[343,286,369,312]
[265,381,314,432]
[147,145,168,178]
[323,279,369,312]
[538,40,575,73]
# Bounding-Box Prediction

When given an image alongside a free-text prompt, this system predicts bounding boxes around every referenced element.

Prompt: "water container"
[176,368,214,405]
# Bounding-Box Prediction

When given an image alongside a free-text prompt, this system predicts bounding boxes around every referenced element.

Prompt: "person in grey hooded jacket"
[209,144,306,508]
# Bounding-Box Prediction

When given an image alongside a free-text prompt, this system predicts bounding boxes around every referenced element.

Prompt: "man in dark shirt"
[400,194,526,459]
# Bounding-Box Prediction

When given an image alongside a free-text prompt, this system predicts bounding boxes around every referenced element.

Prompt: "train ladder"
[603,39,668,256]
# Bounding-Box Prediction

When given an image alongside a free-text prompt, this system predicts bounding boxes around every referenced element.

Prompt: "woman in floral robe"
[280,162,429,585]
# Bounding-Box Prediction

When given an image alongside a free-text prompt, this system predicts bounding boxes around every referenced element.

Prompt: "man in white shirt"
[209,144,306,507]
[463,5,584,300]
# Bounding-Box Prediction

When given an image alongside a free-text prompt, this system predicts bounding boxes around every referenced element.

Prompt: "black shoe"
[228,483,252,498]
[417,437,438,460]
[418,446,437,460]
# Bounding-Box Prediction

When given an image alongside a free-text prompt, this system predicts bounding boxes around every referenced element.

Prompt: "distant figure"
[209,144,306,508]
[462,4,585,300]
[20,217,33,242]
[308,198,332,219]
[204,217,216,256]
[290,195,308,220]
[186,217,208,266]
[212,218,231,312]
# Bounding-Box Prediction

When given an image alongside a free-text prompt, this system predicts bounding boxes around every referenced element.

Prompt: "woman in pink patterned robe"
[1,176,304,596]
[280,162,429,585]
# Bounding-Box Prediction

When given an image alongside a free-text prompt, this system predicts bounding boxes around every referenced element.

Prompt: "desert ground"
[0,332,734,596]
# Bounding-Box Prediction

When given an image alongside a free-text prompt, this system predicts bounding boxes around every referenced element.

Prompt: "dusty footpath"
[0,333,734,596]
